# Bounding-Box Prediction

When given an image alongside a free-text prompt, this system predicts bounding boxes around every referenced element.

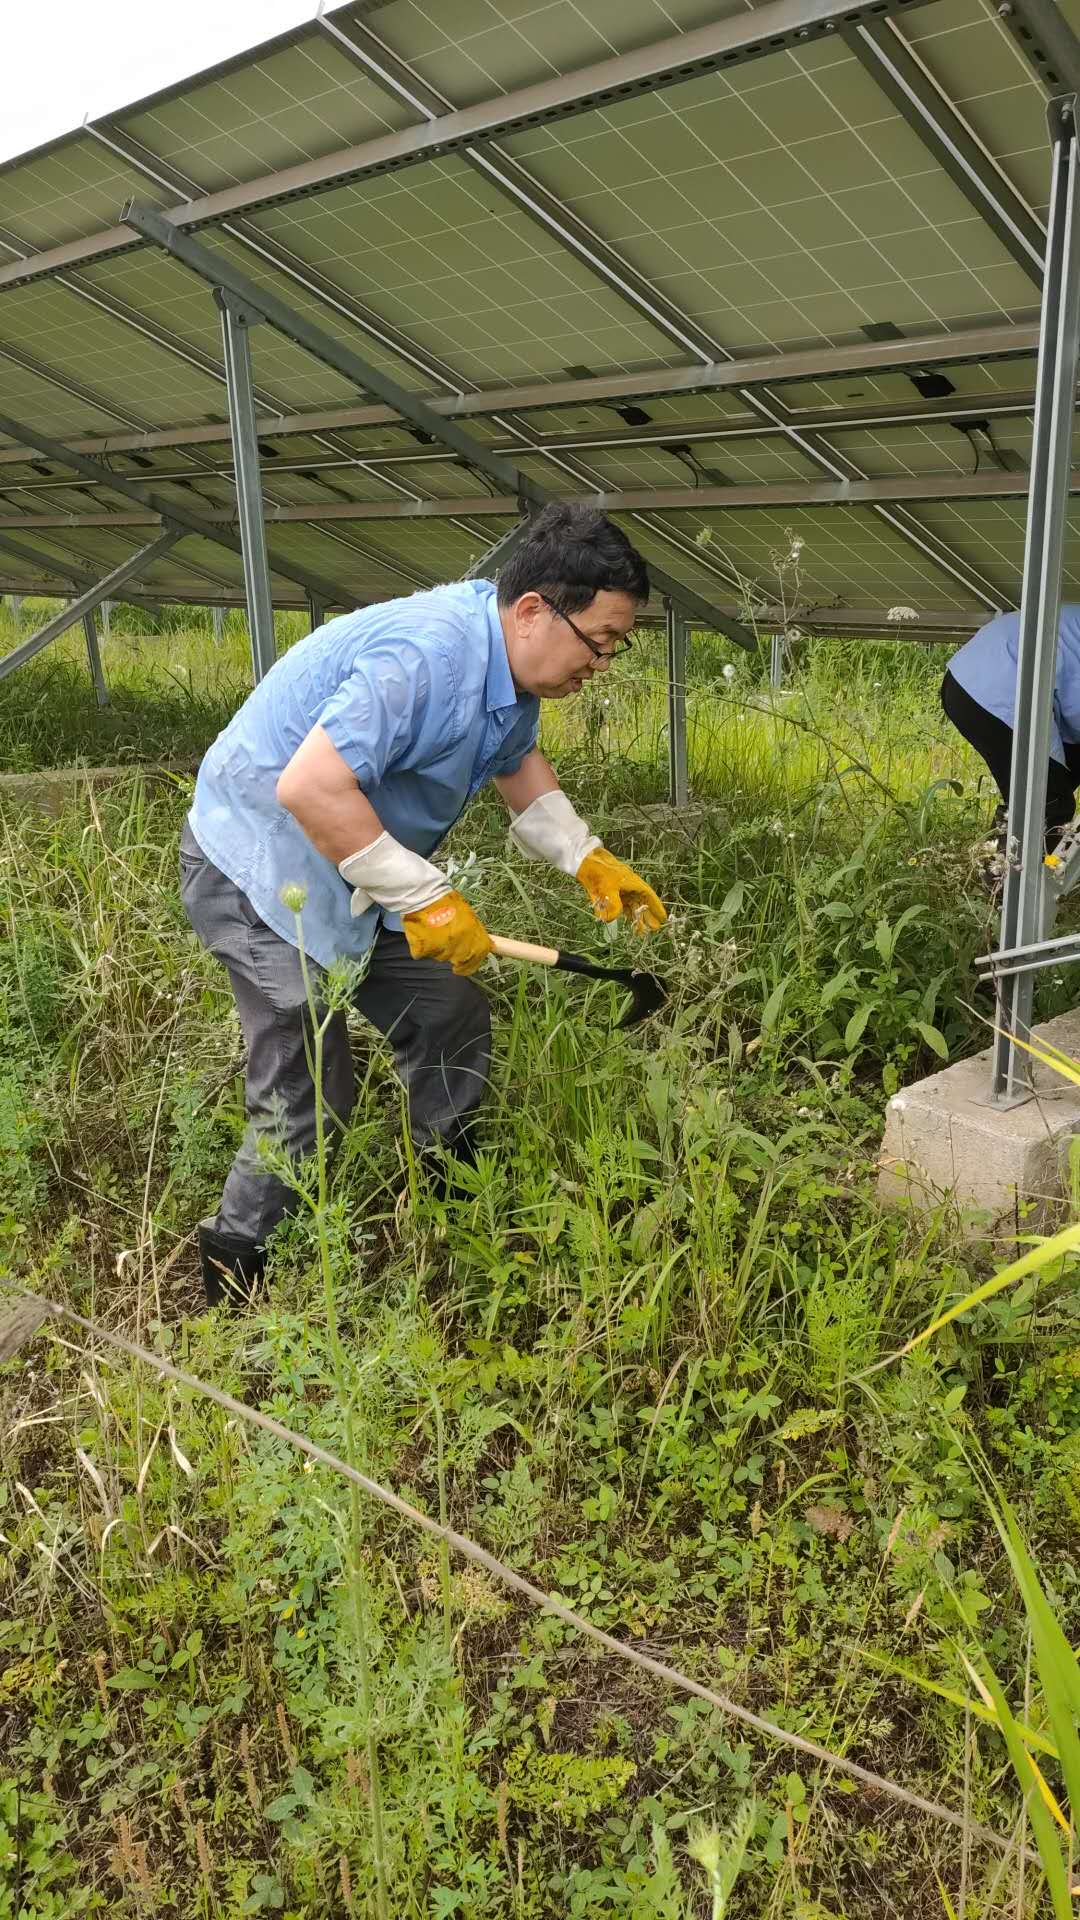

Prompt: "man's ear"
[512,591,546,631]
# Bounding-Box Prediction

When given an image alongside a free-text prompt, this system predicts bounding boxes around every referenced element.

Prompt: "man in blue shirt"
[942,605,1080,846]
[180,503,666,1306]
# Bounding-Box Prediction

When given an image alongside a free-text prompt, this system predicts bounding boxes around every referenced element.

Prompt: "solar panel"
[0,0,1075,634]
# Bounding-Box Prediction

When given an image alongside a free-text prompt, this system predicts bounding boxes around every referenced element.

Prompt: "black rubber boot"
[197,1220,267,1309]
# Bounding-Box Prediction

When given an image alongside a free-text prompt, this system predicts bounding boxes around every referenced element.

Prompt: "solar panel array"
[0,0,1078,640]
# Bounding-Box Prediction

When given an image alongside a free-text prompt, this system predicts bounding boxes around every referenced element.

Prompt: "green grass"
[3,612,1080,1918]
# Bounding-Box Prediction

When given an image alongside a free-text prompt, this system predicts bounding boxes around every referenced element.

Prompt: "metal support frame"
[123,204,756,651]
[0,528,180,683]
[82,608,108,706]
[0,0,941,294]
[125,203,531,505]
[6,465,1075,530]
[989,97,1080,1105]
[321,9,1000,612]
[307,596,327,634]
[666,603,689,810]
[996,0,1080,98]
[0,322,1044,472]
[846,18,1046,282]
[770,633,787,689]
[0,411,349,614]
[217,291,276,683]
[0,388,1054,496]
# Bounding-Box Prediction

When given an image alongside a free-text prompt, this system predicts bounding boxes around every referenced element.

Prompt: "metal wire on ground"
[0,1283,1035,1865]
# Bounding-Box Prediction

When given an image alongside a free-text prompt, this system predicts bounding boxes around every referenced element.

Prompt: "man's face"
[506,589,638,698]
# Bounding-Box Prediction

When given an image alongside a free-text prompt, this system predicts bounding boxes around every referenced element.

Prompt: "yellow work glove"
[576,849,667,933]
[403,890,494,975]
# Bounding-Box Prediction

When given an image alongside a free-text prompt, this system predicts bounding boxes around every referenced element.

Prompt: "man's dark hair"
[495,503,649,614]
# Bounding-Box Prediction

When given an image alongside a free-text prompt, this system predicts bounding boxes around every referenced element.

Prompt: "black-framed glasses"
[542,596,633,661]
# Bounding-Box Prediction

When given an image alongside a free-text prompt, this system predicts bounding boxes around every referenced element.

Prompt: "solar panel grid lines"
[0,0,952,294]
[0,0,1077,620]
[199,8,1032,601]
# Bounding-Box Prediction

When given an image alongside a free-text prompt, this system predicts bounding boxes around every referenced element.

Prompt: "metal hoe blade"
[616,968,667,1030]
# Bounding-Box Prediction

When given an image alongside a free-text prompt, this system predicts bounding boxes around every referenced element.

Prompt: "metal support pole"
[217,291,277,684]
[7,594,23,628]
[101,599,111,637]
[666,602,689,809]
[306,596,327,634]
[990,96,1080,1105]
[0,528,181,684]
[82,608,109,706]
[769,632,786,689]
[212,604,224,643]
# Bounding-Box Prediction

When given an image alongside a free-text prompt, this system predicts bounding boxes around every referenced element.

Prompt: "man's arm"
[492,747,560,815]
[496,746,667,935]
[276,723,492,973]
[276,723,384,863]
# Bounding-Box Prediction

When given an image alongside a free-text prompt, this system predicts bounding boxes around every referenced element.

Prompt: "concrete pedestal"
[878,1006,1080,1233]
[0,759,200,819]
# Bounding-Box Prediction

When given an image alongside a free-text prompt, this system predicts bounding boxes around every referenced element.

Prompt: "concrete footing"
[878,1006,1080,1233]
[0,759,199,818]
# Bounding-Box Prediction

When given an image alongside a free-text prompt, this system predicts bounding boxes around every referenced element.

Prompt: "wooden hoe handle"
[489,933,560,967]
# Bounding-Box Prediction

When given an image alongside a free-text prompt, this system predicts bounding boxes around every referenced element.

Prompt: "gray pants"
[179,825,491,1244]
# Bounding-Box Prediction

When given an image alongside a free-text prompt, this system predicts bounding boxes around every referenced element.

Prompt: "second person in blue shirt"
[942,603,1080,846]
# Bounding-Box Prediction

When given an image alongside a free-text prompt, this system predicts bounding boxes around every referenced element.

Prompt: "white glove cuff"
[508,790,601,877]
[338,832,449,919]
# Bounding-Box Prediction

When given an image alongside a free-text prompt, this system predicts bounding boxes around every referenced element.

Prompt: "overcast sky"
[1,0,342,165]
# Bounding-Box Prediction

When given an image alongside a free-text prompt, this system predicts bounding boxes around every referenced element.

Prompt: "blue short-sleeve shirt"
[187,580,539,968]
[948,603,1080,766]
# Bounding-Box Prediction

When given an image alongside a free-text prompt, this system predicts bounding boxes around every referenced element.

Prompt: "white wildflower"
[722,663,736,682]
[887,605,919,623]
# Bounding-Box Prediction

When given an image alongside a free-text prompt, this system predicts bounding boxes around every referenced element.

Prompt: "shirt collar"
[482,584,519,713]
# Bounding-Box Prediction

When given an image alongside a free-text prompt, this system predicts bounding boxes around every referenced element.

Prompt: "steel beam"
[317,8,998,609]
[0,225,288,418]
[0,338,151,432]
[0,387,1050,497]
[990,98,1080,1105]
[995,0,1080,97]
[0,324,1043,471]
[85,119,470,393]
[82,608,108,706]
[321,11,723,365]
[846,18,1046,282]
[217,292,276,683]
[0,411,350,612]
[0,528,180,683]
[125,203,533,505]
[0,0,938,292]
[124,205,753,647]
[666,604,689,808]
[5,466,1074,528]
